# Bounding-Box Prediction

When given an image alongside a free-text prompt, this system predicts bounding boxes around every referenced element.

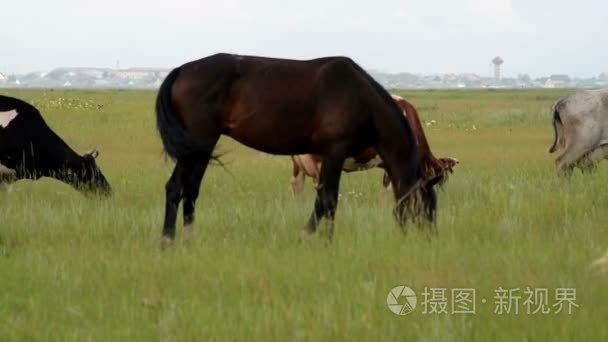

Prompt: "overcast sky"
[2,0,606,77]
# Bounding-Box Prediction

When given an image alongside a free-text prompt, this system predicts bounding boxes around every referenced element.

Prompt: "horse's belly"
[225,131,314,155]
[342,155,383,172]
[224,119,318,155]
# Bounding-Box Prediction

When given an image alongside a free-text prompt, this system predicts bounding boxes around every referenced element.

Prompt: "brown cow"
[290,94,458,194]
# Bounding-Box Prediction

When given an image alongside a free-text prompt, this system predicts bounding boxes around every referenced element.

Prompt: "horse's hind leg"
[181,156,211,242]
[162,162,184,248]
[162,154,213,247]
[301,150,346,241]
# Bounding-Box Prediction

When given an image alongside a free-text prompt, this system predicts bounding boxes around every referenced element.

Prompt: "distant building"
[0,72,6,83]
[115,70,150,81]
[544,74,571,88]
[443,73,457,82]
[114,68,170,81]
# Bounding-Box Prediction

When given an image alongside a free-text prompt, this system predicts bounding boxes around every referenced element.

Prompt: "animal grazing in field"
[289,94,459,194]
[548,88,608,176]
[289,148,381,194]
[155,53,442,247]
[0,95,111,195]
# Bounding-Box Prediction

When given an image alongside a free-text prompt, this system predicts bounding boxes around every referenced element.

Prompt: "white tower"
[492,56,504,80]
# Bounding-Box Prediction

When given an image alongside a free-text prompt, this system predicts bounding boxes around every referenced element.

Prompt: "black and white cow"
[0,95,111,195]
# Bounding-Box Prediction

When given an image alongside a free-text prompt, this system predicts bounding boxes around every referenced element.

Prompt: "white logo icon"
[387,286,417,315]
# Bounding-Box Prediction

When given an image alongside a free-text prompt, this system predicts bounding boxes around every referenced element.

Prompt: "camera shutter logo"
[387,286,417,315]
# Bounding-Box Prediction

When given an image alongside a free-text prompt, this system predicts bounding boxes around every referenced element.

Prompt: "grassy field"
[1,88,607,341]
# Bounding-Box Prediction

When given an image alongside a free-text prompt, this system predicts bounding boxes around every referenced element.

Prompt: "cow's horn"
[86,148,99,159]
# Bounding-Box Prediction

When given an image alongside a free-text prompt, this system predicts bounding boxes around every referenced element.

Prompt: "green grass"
[1,88,607,341]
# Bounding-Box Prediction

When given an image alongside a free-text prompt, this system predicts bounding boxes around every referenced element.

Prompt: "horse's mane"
[345,62,417,149]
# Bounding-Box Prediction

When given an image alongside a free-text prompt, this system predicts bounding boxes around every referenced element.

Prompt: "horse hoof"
[160,236,174,250]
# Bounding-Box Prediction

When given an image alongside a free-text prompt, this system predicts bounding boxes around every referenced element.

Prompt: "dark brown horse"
[155,53,441,246]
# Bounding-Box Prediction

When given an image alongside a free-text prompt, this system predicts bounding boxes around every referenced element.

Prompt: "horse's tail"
[155,67,218,162]
[548,100,564,153]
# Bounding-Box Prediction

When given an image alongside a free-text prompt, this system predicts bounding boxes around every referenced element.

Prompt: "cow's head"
[73,148,112,196]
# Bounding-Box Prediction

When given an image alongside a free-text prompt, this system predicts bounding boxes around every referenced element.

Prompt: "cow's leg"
[577,157,597,174]
[290,157,306,196]
[311,173,320,190]
[304,156,321,190]
[555,136,595,178]
[577,144,608,173]
[0,182,12,192]
[555,158,575,178]
[162,162,184,248]
[301,148,346,241]
[297,155,321,192]
[0,178,16,193]
[595,144,608,162]
[0,167,17,193]
[181,156,211,242]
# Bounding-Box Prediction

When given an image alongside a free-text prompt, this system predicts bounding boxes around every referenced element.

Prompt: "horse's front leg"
[300,149,346,241]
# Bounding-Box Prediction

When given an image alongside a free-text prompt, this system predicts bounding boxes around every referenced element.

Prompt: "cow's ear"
[85,148,99,159]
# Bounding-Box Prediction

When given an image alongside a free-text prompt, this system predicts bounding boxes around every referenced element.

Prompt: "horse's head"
[392,173,443,228]
[419,174,442,221]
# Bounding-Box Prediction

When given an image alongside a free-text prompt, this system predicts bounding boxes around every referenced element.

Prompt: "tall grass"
[0,88,606,341]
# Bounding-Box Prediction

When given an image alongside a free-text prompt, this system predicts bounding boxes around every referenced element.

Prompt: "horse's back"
[165,53,408,157]
[172,54,373,153]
